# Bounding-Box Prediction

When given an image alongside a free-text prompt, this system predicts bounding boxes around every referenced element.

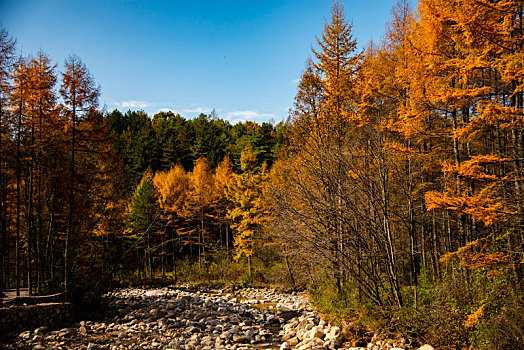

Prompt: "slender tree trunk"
[432,211,440,280]
[0,99,5,292]
[147,231,151,279]
[248,255,252,277]
[407,142,418,307]
[47,212,55,284]
[16,94,22,297]
[5,190,11,289]
[284,253,296,289]
[510,81,524,236]
[64,90,76,291]
[161,239,166,278]
[26,124,35,295]
[451,109,467,283]
[36,227,42,294]
[378,136,402,308]
[36,100,44,294]
[226,218,229,251]
[199,207,204,269]
[357,241,363,305]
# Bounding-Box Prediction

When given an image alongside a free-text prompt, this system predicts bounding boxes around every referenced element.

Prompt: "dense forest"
[1,0,523,349]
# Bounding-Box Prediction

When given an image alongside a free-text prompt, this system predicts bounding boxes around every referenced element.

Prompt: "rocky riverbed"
[1,286,433,350]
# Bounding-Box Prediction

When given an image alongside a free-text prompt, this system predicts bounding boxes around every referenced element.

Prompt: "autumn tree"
[153,163,190,277]
[154,164,190,220]
[187,157,214,268]
[213,156,234,249]
[0,27,16,292]
[24,51,58,294]
[227,146,268,275]
[10,55,31,296]
[400,0,524,274]
[268,2,404,305]
[60,54,100,290]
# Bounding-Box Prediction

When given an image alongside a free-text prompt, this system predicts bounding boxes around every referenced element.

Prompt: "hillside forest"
[1,0,523,349]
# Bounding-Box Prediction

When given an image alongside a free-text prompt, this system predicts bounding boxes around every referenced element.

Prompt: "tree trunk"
[284,253,296,289]
[407,143,418,307]
[16,94,22,297]
[64,84,76,292]
[26,124,35,295]
[0,99,4,292]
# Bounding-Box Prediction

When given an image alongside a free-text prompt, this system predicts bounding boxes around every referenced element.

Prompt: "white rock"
[418,345,435,350]
[304,326,324,340]
[244,330,255,341]
[296,318,310,332]
[325,326,340,340]
[280,341,291,350]
[19,331,31,340]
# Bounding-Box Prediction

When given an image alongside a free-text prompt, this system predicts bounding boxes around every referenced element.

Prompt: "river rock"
[324,325,342,344]
[324,337,338,350]
[418,345,434,350]
[306,325,324,339]
[288,336,300,346]
[296,318,310,332]
[0,286,317,350]
[33,326,48,336]
[280,341,291,350]
[232,334,245,343]
[244,329,255,342]
[18,331,31,340]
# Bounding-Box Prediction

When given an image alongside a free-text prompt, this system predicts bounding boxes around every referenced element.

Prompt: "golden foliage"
[227,156,268,261]
[440,237,511,270]
[153,164,189,215]
[464,303,486,328]
[188,157,214,209]
[214,156,234,196]
[425,186,505,227]
[441,155,509,182]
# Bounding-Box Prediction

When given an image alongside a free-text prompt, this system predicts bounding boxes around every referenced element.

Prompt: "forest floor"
[1,286,418,350]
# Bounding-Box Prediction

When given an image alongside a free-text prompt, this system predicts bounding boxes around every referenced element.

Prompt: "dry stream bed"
[2,286,425,350]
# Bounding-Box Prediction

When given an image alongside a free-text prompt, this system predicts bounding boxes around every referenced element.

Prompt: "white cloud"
[226,110,275,118]
[291,78,300,85]
[158,108,175,113]
[108,103,276,124]
[225,110,275,124]
[112,100,152,109]
[109,105,212,117]
[180,107,213,114]
[155,106,213,116]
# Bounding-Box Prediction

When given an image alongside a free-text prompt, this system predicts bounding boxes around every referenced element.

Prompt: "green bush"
[309,277,361,324]
[388,265,524,350]
[469,270,524,350]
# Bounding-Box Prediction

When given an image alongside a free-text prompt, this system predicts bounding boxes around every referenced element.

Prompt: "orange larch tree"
[60,54,100,291]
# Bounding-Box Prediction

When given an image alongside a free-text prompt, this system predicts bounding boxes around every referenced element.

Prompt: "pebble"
[2,285,309,349]
[1,285,424,350]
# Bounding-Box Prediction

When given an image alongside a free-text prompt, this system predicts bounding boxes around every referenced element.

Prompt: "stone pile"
[2,286,433,350]
[3,286,307,350]
[279,312,433,350]
[229,288,311,312]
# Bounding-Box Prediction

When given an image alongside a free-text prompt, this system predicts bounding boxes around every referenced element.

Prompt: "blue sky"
[1,0,403,124]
